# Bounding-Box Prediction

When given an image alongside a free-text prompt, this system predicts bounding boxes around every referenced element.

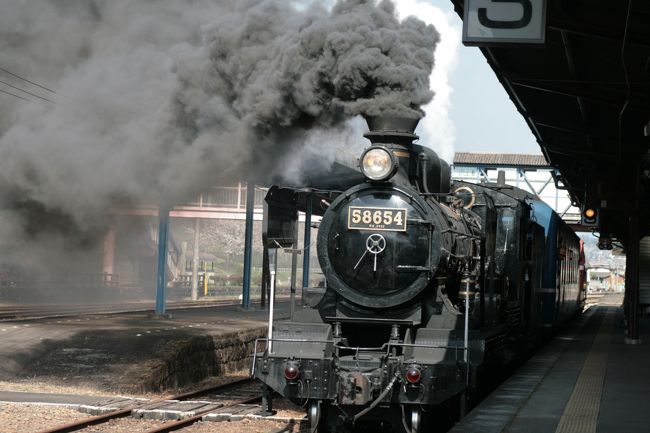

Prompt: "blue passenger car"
[529,200,583,328]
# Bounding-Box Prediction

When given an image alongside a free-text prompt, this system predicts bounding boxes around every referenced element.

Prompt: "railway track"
[585,292,606,305]
[34,377,262,433]
[0,299,240,321]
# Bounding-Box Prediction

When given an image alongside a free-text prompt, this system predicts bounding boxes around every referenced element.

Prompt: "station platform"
[0,301,287,395]
[451,293,647,433]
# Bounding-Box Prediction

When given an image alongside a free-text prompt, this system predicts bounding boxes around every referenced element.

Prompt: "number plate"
[347,206,407,232]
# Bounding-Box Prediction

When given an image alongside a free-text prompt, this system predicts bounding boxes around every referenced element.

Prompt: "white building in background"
[451,152,580,221]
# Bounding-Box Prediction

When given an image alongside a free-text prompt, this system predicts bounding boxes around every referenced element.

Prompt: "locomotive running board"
[270,322,334,358]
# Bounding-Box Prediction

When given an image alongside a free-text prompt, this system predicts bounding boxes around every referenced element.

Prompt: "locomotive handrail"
[419,192,454,197]
[342,344,387,351]
[252,337,469,365]
[440,229,482,240]
[253,337,470,355]
[253,337,384,355]
[441,247,475,260]
[406,218,432,225]
[396,265,429,272]
[385,341,470,366]
[385,342,469,350]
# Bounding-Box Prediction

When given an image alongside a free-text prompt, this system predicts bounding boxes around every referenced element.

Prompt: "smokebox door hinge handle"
[396,265,429,272]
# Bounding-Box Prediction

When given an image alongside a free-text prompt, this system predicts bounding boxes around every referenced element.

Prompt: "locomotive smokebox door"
[317,183,442,310]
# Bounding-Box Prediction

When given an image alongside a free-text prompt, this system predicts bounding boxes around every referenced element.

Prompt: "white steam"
[394,0,460,162]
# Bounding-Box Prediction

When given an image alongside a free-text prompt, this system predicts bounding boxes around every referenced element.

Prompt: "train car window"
[497,209,516,255]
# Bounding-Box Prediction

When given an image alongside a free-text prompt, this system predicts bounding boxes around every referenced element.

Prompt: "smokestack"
[362,115,422,186]
[363,115,420,148]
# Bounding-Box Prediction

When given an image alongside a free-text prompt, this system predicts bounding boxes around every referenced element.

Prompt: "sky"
[394,0,542,157]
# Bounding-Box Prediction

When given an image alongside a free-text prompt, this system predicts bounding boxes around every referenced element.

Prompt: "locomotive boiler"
[252,116,584,433]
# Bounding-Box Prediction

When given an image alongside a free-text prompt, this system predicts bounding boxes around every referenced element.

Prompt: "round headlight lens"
[360,147,397,181]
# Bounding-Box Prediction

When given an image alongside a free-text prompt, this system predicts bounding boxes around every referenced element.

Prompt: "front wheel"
[308,400,321,433]
[307,400,349,433]
[402,405,423,433]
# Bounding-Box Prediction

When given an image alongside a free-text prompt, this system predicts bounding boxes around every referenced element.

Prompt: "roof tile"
[453,152,548,167]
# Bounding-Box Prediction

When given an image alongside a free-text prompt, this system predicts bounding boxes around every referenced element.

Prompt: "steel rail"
[34,377,256,433]
[141,394,262,433]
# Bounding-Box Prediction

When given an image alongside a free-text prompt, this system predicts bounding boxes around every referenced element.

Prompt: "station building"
[106,182,320,301]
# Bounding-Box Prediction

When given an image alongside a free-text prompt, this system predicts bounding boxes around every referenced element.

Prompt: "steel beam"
[536,176,553,195]
[111,205,264,221]
[261,236,269,308]
[191,218,200,301]
[478,167,491,183]
[530,117,613,142]
[548,22,650,49]
[561,30,592,132]
[512,80,625,108]
[518,168,537,196]
[290,220,299,318]
[155,206,170,316]
[560,202,573,218]
[102,228,116,275]
[543,145,613,159]
[626,211,642,344]
[242,182,255,310]
[302,193,313,292]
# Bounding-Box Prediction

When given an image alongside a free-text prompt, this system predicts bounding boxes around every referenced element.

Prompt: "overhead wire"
[0,78,55,104]
[0,87,30,102]
[0,66,56,94]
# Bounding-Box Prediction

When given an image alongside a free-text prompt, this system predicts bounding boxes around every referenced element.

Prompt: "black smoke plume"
[0,0,439,273]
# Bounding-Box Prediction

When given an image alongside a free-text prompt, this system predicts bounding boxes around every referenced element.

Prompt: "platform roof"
[453,152,549,169]
[450,0,650,243]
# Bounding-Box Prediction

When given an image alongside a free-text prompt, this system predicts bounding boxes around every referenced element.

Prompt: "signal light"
[284,362,300,381]
[598,237,613,250]
[405,365,422,384]
[581,207,599,227]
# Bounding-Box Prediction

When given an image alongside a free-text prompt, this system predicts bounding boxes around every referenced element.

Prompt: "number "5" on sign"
[479,0,532,29]
[463,0,546,46]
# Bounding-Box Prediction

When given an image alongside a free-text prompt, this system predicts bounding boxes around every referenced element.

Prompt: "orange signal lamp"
[584,208,596,218]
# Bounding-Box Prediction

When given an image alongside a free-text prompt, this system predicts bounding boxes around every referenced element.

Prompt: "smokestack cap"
[365,116,419,134]
[364,115,419,144]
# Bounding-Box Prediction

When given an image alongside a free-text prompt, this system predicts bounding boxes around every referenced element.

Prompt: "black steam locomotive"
[252,116,585,432]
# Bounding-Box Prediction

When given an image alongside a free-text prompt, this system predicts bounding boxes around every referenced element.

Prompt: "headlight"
[360,147,398,181]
